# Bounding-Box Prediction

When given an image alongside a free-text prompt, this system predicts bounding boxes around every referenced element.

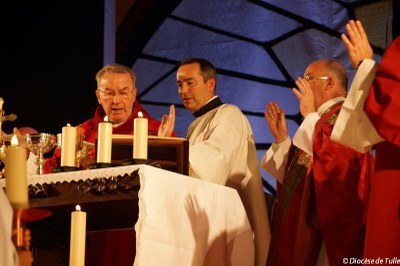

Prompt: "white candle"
[133,112,148,159]
[5,135,28,209]
[61,123,77,167]
[97,116,113,163]
[69,205,86,266]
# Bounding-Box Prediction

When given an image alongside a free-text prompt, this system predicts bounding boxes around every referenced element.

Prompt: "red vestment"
[293,102,373,266]
[364,36,400,259]
[266,146,311,266]
[78,101,162,142]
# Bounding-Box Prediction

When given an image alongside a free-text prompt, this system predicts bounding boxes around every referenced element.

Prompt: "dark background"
[2,1,104,134]
[1,0,183,135]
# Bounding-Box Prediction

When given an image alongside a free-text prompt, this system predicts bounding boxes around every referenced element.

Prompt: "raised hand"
[264,101,288,143]
[341,20,373,69]
[158,105,175,137]
[293,77,316,118]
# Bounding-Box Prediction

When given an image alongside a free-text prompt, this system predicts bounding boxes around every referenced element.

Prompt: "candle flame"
[75,205,81,211]
[138,112,143,118]
[11,134,19,146]
[104,116,109,122]
[67,123,71,127]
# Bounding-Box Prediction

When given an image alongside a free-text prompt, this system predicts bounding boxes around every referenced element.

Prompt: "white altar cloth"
[134,165,254,266]
[0,165,142,186]
[1,164,254,265]
[135,166,254,266]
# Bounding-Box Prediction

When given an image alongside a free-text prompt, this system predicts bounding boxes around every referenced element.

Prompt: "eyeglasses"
[302,75,329,81]
[98,89,133,100]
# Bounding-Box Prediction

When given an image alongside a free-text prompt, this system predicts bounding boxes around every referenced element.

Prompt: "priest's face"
[177,63,215,113]
[302,61,330,110]
[96,72,137,124]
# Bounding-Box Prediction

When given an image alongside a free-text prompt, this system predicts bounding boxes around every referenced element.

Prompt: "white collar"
[317,97,345,116]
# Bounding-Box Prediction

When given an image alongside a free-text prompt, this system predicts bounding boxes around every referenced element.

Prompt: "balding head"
[303,59,348,109]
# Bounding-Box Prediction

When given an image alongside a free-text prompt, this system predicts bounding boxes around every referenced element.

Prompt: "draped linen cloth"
[134,165,254,266]
[0,188,19,266]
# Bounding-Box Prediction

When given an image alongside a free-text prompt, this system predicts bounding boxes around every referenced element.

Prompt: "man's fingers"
[348,20,361,39]
[279,109,285,117]
[341,33,352,51]
[292,87,301,100]
[356,20,368,41]
[169,105,175,115]
[168,106,175,128]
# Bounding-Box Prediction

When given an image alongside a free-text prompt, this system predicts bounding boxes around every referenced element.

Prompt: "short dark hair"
[179,58,217,89]
[96,63,136,87]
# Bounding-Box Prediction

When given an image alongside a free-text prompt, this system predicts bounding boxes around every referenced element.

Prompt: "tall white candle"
[5,135,28,209]
[61,123,77,167]
[97,116,112,163]
[133,112,148,159]
[70,205,86,266]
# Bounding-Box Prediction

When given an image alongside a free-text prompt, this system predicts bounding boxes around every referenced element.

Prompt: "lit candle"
[133,112,148,159]
[69,205,86,266]
[61,123,77,167]
[5,135,28,209]
[97,116,112,163]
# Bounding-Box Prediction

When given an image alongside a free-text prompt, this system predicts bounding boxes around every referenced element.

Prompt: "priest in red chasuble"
[262,58,373,265]
[332,20,400,260]
[44,63,176,172]
[38,64,175,266]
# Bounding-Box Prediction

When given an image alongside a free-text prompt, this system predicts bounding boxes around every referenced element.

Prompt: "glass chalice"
[25,133,57,175]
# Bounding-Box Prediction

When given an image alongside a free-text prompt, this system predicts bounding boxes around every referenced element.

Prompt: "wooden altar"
[20,165,143,232]
[29,178,140,231]
[111,135,189,175]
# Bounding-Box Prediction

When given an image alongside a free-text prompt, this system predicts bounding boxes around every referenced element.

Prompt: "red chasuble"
[293,102,373,266]
[78,101,162,143]
[364,36,400,259]
[266,146,311,266]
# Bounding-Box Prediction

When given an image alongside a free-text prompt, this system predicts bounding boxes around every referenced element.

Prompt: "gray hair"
[96,63,136,88]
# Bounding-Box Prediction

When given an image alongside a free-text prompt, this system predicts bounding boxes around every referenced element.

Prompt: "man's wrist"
[275,135,288,143]
[302,110,315,118]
